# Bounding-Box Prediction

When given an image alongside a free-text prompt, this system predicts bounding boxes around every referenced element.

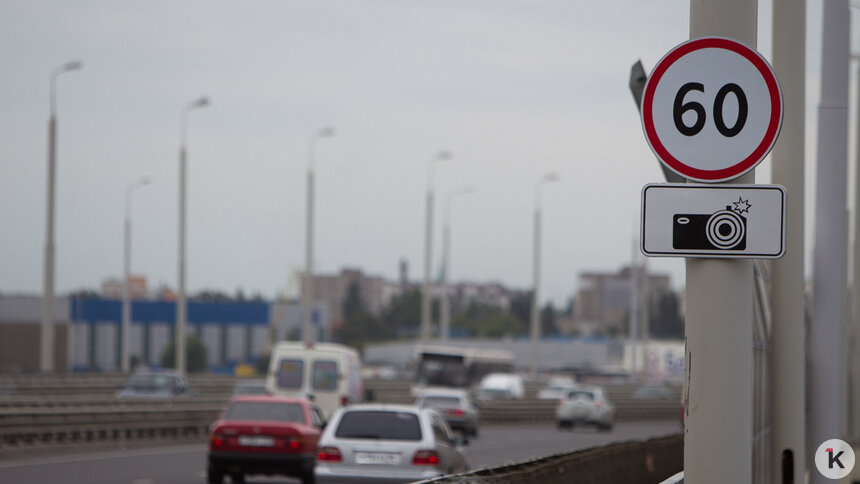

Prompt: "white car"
[315,404,469,484]
[555,386,614,431]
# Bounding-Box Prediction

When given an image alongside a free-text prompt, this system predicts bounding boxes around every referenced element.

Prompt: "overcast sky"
[0,1,847,306]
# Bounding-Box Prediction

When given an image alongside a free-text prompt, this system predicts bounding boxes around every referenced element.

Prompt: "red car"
[207,395,325,484]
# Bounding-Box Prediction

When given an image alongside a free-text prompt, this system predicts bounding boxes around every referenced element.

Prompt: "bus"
[414,345,515,389]
[266,342,363,419]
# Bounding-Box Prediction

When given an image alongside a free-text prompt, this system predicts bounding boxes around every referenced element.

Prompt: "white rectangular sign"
[641,184,786,258]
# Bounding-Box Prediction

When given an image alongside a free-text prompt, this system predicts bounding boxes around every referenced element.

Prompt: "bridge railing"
[415,434,683,484]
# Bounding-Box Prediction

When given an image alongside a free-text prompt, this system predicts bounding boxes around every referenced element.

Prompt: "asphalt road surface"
[0,421,681,484]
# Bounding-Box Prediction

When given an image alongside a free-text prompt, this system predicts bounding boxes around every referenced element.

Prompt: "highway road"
[0,421,680,484]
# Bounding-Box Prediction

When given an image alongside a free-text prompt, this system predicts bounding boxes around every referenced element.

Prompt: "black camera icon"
[673,206,747,251]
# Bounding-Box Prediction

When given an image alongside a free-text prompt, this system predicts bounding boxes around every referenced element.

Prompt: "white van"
[475,372,525,400]
[266,342,363,419]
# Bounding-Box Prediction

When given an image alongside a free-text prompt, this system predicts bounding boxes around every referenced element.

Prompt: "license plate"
[354,452,400,465]
[238,436,274,447]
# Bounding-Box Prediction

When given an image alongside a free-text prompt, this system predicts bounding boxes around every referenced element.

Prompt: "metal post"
[685,1,756,482]
[420,151,450,343]
[177,143,187,374]
[42,113,57,373]
[302,127,334,344]
[176,97,208,374]
[441,186,475,342]
[529,205,541,377]
[771,0,807,479]
[530,173,558,377]
[440,212,451,342]
[41,61,81,373]
[810,1,850,481]
[303,137,316,344]
[851,55,860,448]
[123,178,150,373]
[629,237,640,379]
[123,202,131,372]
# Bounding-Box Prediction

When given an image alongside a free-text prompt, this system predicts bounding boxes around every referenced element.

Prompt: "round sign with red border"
[641,37,783,183]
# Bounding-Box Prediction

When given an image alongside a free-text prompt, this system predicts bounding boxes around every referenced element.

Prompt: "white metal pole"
[420,151,450,343]
[529,202,541,378]
[851,56,860,447]
[123,178,150,373]
[177,141,187,374]
[685,1,756,482]
[42,61,81,373]
[810,2,850,480]
[530,173,557,377]
[770,0,807,479]
[441,186,475,342]
[176,97,208,374]
[123,200,131,372]
[303,136,316,344]
[303,127,334,344]
[629,237,640,379]
[441,215,451,342]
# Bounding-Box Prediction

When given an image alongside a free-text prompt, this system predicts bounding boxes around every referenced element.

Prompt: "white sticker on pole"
[641,183,785,259]
[641,38,783,183]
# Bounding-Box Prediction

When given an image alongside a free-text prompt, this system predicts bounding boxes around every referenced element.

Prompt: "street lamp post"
[302,127,335,344]
[176,97,209,374]
[122,177,151,373]
[41,60,82,373]
[440,186,475,341]
[420,151,452,344]
[530,172,559,377]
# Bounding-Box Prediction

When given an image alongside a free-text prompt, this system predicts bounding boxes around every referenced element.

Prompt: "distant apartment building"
[571,265,672,337]
[304,268,402,333]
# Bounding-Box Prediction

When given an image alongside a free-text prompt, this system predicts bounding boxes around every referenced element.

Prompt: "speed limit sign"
[641,37,783,183]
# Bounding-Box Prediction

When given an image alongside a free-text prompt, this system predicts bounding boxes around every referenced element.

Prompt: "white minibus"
[266,342,363,419]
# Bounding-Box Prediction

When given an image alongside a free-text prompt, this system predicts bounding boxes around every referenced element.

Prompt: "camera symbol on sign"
[673,197,751,251]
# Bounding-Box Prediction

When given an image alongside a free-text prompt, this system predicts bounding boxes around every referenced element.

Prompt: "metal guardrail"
[0,375,682,452]
[0,404,223,448]
[415,434,683,484]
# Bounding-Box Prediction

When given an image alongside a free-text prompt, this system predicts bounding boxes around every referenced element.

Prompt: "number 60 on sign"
[641,37,783,183]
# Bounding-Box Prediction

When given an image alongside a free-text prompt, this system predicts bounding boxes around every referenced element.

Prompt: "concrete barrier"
[415,434,683,484]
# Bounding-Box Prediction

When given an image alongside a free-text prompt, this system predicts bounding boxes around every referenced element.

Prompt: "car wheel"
[230,472,245,484]
[557,420,572,430]
[206,467,224,484]
[301,471,316,484]
[470,427,478,438]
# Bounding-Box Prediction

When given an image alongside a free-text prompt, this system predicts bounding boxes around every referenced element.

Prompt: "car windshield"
[126,374,177,391]
[420,396,461,408]
[567,390,594,400]
[334,411,422,441]
[224,401,306,423]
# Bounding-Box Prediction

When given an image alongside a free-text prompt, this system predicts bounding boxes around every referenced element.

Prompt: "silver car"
[415,388,479,439]
[315,404,469,484]
[555,386,614,431]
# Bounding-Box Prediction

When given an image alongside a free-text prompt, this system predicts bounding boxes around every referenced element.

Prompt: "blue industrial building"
[68,298,270,373]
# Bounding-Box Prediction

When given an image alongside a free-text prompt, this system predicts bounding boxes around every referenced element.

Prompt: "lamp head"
[436,151,452,161]
[318,126,336,138]
[192,97,210,109]
[64,61,83,72]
